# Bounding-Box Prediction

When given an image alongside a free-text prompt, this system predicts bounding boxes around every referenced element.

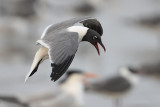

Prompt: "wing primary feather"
[50,57,71,81]
[58,55,74,76]
[50,55,75,82]
[53,47,67,63]
[55,52,66,64]
[50,53,67,74]
[43,31,78,81]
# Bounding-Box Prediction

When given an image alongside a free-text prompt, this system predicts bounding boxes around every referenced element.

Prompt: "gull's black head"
[81,19,103,36]
[82,29,106,55]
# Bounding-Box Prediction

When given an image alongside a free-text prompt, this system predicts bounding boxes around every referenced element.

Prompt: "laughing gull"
[86,67,139,107]
[1,70,97,107]
[25,16,105,82]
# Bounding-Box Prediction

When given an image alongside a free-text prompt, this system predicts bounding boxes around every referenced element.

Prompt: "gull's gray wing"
[41,16,91,39]
[38,31,79,82]
[41,16,103,39]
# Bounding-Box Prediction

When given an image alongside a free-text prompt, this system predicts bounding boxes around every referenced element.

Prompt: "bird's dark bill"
[94,42,106,55]
[99,42,106,52]
[94,42,100,55]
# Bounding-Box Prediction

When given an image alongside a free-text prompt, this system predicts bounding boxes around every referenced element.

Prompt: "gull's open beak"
[93,41,106,55]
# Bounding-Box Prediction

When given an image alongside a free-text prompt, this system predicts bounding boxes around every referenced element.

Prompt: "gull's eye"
[93,36,98,40]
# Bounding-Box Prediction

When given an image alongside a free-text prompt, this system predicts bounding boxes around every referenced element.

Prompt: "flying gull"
[25,16,105,82]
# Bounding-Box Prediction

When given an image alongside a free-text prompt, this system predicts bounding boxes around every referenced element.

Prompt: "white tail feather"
[25,46,48,83]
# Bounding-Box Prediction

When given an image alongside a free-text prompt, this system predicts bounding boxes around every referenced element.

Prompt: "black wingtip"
[51,78,56,82]
[50,76,57,82]
[50,77,58,82]
[50,72,63,82]
[50,55,75,82]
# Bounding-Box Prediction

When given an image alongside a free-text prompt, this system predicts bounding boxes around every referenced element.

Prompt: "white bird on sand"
[0,70,98,107]
[25,16,105,82]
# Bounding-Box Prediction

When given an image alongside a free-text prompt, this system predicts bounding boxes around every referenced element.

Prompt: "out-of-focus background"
[0,0,160,107]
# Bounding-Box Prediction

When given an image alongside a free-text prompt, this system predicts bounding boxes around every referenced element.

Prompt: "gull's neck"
[67,26,89,42]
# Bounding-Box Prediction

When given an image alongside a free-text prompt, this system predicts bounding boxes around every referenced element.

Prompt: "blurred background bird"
[0,70,98,107]
[125,62,160,80]
[86,67,139,107]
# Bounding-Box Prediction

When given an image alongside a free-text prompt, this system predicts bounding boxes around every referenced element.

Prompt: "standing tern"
[25,16,105,82]
[30,70,98,107]
[0,70,98,107]
[86,67,139,107]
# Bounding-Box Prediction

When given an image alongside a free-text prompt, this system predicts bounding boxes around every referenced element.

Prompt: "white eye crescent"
[93,36,98,39]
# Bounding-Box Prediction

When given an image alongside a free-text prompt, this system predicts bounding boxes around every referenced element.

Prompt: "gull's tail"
[25,46,48,83]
